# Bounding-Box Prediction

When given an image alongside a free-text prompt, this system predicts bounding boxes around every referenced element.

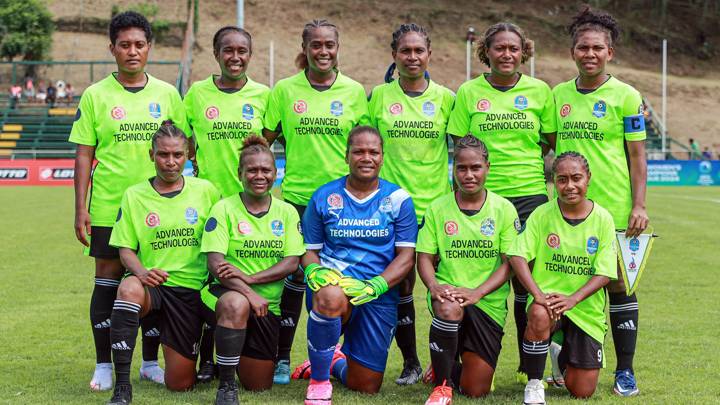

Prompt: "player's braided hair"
[213,26,253,55]
[384,23,431,83]
[568,6,620,47]
[239,135,275,168]
[346,125,383,155]
[151,120,188,149]
[109,11,153,45]
[453,135,489,162]
[551,151,591,177]
[476,22,534,67]
[295,19,339,70]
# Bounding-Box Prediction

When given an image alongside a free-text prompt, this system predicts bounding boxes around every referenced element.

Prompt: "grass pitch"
[0,186,718,404]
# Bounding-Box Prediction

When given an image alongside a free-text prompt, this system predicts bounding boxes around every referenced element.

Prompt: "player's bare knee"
[95,257,124,278]
[314,285,345,315]
[567,382,596,399]
[116,277,144,302]
[217,293,249,325]
[347,377,381,394]
[461,383,491,398]
[526,304,551,338]
[434,300,463,321]
[165,376,194,392]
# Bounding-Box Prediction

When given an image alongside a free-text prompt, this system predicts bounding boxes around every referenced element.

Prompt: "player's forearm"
[247,256,300,284]
[476,259,512,297]
[262,128,280,147]
[119,248,148,277]
[509,255,544,299]
[381,247,416,288]
[570,275,610,304]
[544,132,557,153]
[628,141,648,209]
[416,252,439,290]
[73,145,94,210]
[301,250,321,270]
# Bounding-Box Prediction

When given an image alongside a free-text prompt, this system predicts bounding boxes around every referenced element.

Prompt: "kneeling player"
[294,127,418,404]
[200,136,304,405]
[416,136,520,404]
[508,152,617,404]
[106,122,220,404]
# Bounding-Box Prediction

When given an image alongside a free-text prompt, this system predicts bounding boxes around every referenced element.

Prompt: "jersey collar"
[573,74,613,94]
[111,72,150,93]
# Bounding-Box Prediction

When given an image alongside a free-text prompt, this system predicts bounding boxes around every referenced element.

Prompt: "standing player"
[367,23,455,385]
[262,19,369,384]
[551,7,649,396]
[446,22,556,383]
[199,136,304,405]
[70,11,188,391]
[184,25,270,382]
[508,152,617,404]
[417,136,520,405]
[298,126,417,404]
[106,122,220,404]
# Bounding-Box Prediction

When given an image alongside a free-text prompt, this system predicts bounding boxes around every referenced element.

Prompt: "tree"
[0,0,54,62]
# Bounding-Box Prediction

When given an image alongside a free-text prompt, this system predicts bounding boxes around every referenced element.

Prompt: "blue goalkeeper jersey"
[302,176,418,305]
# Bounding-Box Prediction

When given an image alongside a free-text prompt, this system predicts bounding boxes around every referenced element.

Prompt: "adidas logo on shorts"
[429,342,444,352]
[93,319,111,329]
[617,320,637,330]
[280,318,296,327]
[111,341,131,351]
[397,316,413,326]
[144,328,160,337]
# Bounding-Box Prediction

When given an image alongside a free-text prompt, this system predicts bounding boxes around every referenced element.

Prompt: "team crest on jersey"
[271,220,285,237]
[514,95,528,110]
[205,217,218,232]
[145,212,160,228]
[546,233,560,249]
[444,221,459,236]
[514,218,522,232]
[476,99,491,112]
[111,106,126,120]
[389,103,403,115]
[422,101,435,116]
[330,100,343,116]
[327,193,344,209]
[293,100,307,114]
[205,106,219,120]
[586,236,599,255]
[242,104,254,120]
[237,221,252,235]
[480,218,495,237]
[379,197,392,213]
[149,102,161,119]
[185,207,198,225]
[592,100,607,118]
[560,104,572,118]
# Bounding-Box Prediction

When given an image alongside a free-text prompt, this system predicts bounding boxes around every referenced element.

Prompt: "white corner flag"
[616,227,657,296]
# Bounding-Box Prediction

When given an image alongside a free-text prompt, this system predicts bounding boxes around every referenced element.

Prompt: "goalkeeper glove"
[304,263,343,292]
[338,275,389,305]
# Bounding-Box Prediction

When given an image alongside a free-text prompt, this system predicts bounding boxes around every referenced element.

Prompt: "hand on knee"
[313,285,347,317]
[526,303,552,340]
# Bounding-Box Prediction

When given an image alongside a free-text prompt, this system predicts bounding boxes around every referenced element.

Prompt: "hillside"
[43,0,720,152]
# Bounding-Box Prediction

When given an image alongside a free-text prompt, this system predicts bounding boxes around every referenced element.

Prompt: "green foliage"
[0,0,54,61]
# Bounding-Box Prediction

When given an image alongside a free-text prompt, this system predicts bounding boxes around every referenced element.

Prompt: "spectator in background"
[56,80,67,102]
[24,76,35,102]
[36,81,46,103]
[702,147,712,160]
[10,83,22,109]
[46,81,57,107]
[689,138,701,160]
[65,83,75,104]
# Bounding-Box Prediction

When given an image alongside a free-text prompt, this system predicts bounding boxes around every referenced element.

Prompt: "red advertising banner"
[0,159,74,186]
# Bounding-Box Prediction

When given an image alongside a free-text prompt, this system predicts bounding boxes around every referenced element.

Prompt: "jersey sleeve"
[622,88,646,142]
[367,87,380,128]
[441,88,456,120]
[201,202,230,254]
[593,214,619,279]
[393,191,418,247]
[206,182,222,205]
[499,202,520,254]
[539,84,557,134]
[264,85,283,133]
[415,205,438,254]
[109,191,138,250]
[354,86,371,127]
[169,90,190,137]
[301,192,325,250]
[446,85,470,137]
[507,209,539,262]
[68,91,97,145]
[284,205,306,257]
[183,87,196,133]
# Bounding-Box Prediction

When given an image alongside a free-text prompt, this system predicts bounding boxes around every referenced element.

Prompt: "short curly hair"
[109,11,153,45]
[476,22,534,67]
[568,6,620,47]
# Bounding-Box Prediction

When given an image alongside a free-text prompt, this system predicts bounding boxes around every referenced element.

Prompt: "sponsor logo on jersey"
[476,99,491,112]
[592,100,607,118]
[111,106,126,120]
[327,193,344,209]
[205,217,218,232]
[74,108,82,122]
[629,237,640,252]
[0,168,28,179]
[185,207,198,225]
[546,233,560,249]
[444,220,459,236]
[145,212,160,228]
[39,168,74,180]
[389,102,403,115]
[237,221,252,235]
[422,101,435,116]
[242,103,254,120]
[149,102,161,119]
[514,218,522,232]
[205,106,219,120]
[481,218,495,236]
[586,236,599,255]
[379,197,392,213]
[330,100,343,116]
[514,95,529,110]
[271,220,285,237]
[293,100,307,114]
[560,103,571,117]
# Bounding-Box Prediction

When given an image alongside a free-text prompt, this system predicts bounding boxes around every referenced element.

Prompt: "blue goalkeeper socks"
[307,310,341,381]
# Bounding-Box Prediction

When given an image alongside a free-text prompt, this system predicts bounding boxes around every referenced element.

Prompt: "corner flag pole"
[237,0,244,28]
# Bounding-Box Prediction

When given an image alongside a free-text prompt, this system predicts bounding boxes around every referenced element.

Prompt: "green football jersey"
[69,73,189,227]
[110,177,221,290]
[184,76,270,197]
[447,74,556,197]
[368,80,454,222]
[416,191,520,326]
[554,76,646,228]
[507,200,617,343]
[201,195,305,315]
[264,71,369,205]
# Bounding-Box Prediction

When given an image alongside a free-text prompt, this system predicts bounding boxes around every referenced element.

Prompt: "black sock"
[215,325,246,384]
[514,292,528,372]
[609,292,638,371]
[199,323,215,364]
[429,317,460,387]
[111,300,141,385]
[522,338,549,381]
[141,310,160,362]
[90,278,119,364]
[277,278,305,361]
[396,295,420,366]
